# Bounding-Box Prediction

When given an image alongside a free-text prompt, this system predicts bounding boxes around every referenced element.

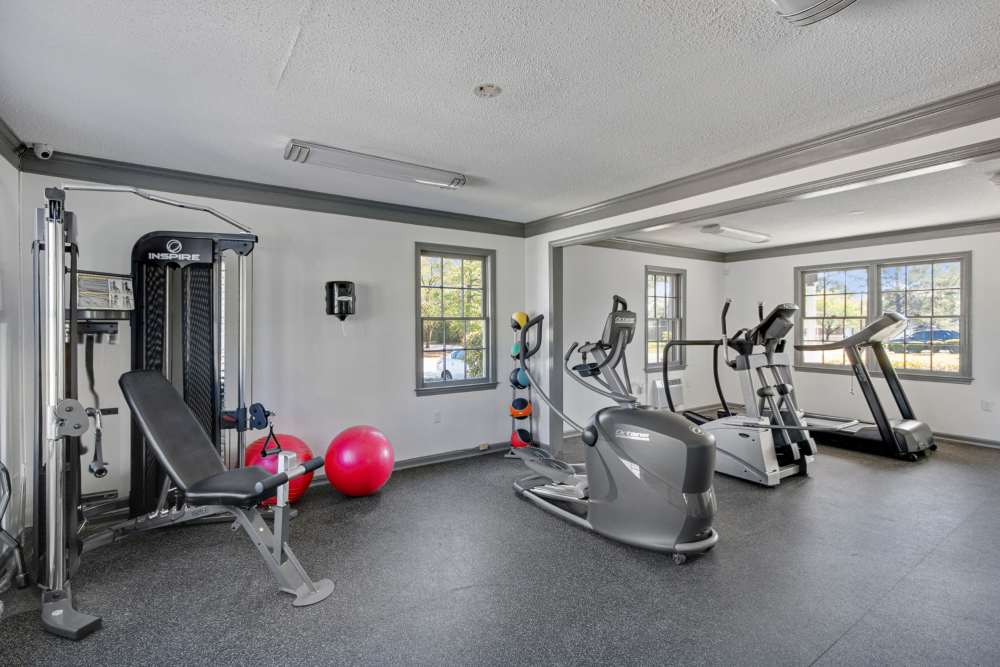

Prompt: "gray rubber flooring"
[2,441,999,666]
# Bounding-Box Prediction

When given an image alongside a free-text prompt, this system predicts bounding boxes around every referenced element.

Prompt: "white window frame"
[415,243,498,396]
[644,265,687,372]
[794,251,972,384]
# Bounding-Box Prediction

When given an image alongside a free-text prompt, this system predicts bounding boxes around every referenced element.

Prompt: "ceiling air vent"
[769,0,858,26]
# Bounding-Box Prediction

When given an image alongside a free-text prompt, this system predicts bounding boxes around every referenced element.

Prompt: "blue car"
[889,329,960,353]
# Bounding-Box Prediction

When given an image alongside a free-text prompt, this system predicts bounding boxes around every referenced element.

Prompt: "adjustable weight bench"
[119,370,334,607]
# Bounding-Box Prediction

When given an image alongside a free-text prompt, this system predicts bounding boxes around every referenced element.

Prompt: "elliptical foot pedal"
[41,584,102,640]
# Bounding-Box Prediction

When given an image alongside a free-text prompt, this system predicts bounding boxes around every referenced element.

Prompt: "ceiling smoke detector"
[769,0,859,26]
[474,83,502,98]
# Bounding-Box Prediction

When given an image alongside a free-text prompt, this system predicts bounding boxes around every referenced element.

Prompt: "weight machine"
[28,185,260,638]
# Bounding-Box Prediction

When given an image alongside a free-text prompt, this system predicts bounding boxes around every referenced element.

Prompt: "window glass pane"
[421,287,442,317]
[905,264,932,290]
[465,349,485,379]
[654,298,664,319]
[658,319,674,344]
[802,349,823,364]
[647,342,659,366]
[655,275,666,297]
[823,319,844,341]
[442,288,463,317]
[932,289,960,317]
[846,269,868,293]
[844,318,866,337]
[466,320,485,349]
[647,274,655,295]
[422,351,446,382]
[931,318,961,373]
[662,298,675,319]
[822,350,845,365]
[422,321,444,349]
[803,295,823,318]
[880,266,901,291]
[801,319,823,341]
[845,293,867,317]
[647,297,656,320]
[906,290,932,316]
[421,256,442,286]
[904,317,931,367]
[824,294,846,318]
[664,276,674,298]
[882,291,905,314]
[444,320,464,347]
[803,272,823,295]
[824,271,846,294]
[442,349,464,377]
[442,257,463,287]
[933,261,960,289]
[462,258,483,288]
[464,289,483,317]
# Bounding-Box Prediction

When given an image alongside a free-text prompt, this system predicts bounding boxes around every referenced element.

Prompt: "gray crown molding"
[590,216,1000,264]
[526,81,1000,237]
[723,217,1000,262]
[553,137,1000,251]
[0,115,21,168]
[18,151,525,237]
[586,238,725,262]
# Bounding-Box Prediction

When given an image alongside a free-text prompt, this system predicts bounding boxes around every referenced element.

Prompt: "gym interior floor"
[2,441,999,666]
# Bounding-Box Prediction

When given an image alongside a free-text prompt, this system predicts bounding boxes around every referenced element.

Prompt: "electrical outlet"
[432,410,442,423]
[982,400,995,413]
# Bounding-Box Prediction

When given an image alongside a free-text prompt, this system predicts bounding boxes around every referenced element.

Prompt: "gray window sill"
[644,364,687,373]
[415,381,499,397]
[793,365,973,385]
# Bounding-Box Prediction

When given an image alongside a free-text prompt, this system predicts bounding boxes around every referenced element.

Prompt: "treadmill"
[795,312,936,461]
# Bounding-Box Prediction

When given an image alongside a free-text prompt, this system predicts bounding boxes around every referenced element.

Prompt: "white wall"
[723,233,1000,442]
[14,173,524,506]
[0,158,23,537]
[561,245,724,430]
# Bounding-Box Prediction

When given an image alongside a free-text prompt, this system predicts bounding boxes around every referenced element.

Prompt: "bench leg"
[230,507,334,606]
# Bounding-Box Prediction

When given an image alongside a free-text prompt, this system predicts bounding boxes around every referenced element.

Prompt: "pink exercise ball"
[245,434,315,506]
[324,425,395,497]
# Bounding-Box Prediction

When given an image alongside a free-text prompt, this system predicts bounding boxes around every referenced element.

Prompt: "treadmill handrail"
[795,311,906,352]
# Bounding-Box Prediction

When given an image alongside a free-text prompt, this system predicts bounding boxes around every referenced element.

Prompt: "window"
[799,266,869,367]
[795,252,971,382]
[415,243,497,395]
[644,266,686,371]
[879,259,963,374]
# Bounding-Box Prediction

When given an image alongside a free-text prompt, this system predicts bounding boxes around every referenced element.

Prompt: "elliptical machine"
[664,300,817,487]
[512,296,719,563]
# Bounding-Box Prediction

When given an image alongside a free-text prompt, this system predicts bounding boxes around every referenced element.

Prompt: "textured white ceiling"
[2,1,1000,222]
[624,157,1000,251]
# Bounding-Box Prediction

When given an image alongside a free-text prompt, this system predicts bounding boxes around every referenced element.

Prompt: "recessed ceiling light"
[849,210,865,215]
[474,83,502,98]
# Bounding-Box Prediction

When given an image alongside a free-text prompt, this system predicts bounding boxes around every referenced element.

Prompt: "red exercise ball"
[324,425,395,497]
[245,434,315,506]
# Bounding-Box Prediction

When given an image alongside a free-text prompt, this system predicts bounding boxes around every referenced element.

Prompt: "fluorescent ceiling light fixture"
[284,140,466,190]
[640,222,678,233]
[769,0,858,26]
[700,224,771,244]
[796,160,969,201]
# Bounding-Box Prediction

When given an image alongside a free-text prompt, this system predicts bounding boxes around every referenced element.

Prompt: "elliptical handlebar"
[612,295,629,312]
